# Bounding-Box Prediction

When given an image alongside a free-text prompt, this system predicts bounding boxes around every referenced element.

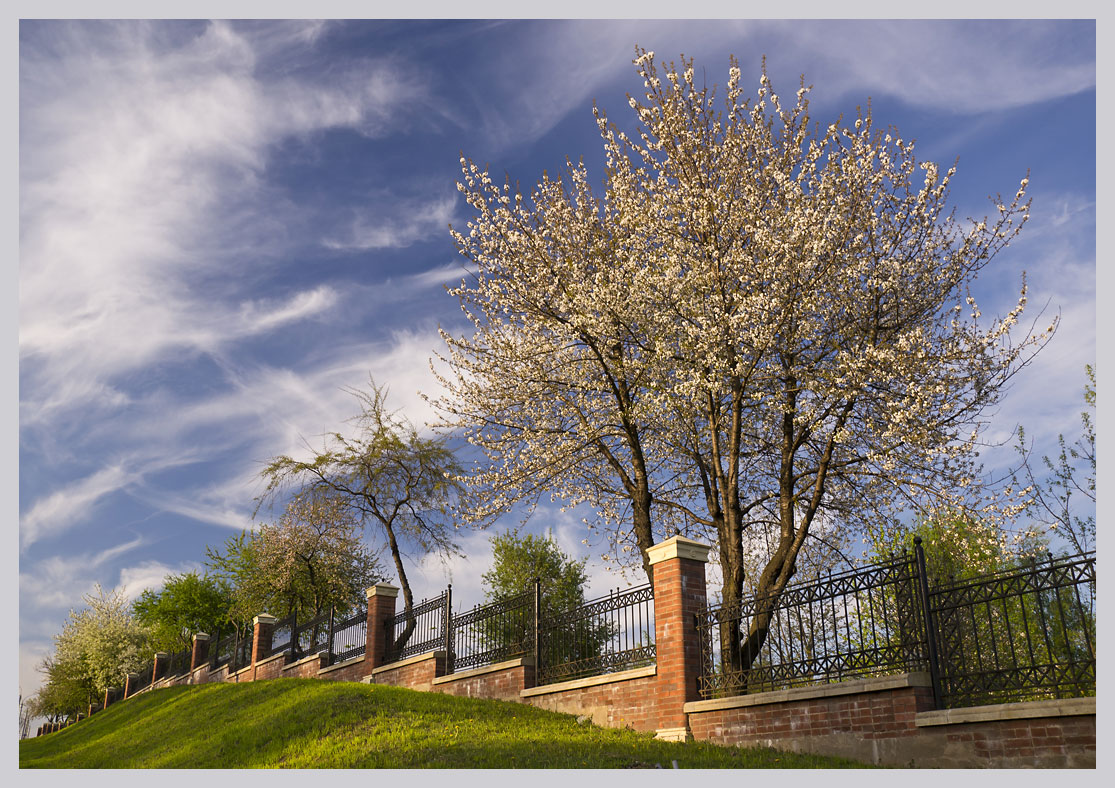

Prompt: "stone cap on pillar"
[193,632,210,642]
[154,652,169,659]
[253,614,278,626]
[366,583,400,599]
[646,535,712,566]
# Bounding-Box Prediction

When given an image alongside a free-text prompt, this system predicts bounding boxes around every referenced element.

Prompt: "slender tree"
[258,379,462,653]
[437,50,1050,680]
[1014,365,1095,555]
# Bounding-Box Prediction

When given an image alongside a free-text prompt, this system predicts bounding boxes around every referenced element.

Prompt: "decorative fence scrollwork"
[696,541,1096,710]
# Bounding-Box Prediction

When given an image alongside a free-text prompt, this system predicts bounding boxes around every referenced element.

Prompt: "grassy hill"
[19,678,868,768]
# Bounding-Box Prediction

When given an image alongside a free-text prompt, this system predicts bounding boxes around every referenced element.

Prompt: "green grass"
[20,679,870,768]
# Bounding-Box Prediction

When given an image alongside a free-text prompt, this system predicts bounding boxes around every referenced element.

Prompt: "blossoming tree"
[436,50,1051,676]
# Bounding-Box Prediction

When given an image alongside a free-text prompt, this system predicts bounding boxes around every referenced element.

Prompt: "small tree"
[206,493,383,624]
[36,586,150,719]
[1014,365,1095,556]
[483,531,592,608]
[258,378,462,653]
[132,571,233,653]
[481,531,611,667]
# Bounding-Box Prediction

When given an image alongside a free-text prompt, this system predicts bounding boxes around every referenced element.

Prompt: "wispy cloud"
[19,536,146,610]
[20,466,139,550]
[19,20,430,426]
[322,193,459,251]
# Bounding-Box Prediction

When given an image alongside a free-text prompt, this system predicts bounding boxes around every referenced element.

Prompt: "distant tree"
[868,507,1045,583]
[480,531,611,668]
[207,491,384,624]
[483,530,593,613]
[35,586,150,719]
[258,378,462,653]
[132,571,233,653]
[1014,365,1095,555]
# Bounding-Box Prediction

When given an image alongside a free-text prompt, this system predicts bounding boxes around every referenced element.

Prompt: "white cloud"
[19,20,431,426]
[402,261,479,291]
[19,466,138,550]
[19,536,146,610]
[322,193,459,251]
[118,560,201,602]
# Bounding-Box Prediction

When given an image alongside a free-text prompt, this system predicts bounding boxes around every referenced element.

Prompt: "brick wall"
[367,651,445,693]
[432,657,534,702]
[685,673,1095,768]
[522,667,660,732]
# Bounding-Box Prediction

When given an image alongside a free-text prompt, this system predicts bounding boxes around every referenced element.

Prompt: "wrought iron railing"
[330,609,368,662]
[231,628,253,671]
[210,628,249,671]
[386,590,450,663]
[129,660,154,693]
[268,614,296,658]
[537,584,655,685]
[697,553,926,699]
[696,542,1097,710]
[164,647,192,678]
[929,551,1096,708]
[291,610,331,658]
[450,588,535,673]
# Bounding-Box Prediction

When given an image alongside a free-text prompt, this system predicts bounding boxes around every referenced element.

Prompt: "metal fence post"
[209,626,220,671]
[913,536,944,709]
[533,577,541,678]
[443,585,453,673]
[326,606,336,666]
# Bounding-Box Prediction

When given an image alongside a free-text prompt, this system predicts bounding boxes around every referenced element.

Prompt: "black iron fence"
[537,584,656,685]
[264,608,368,664]
[210,631,235,670]
[291,610,332,657]
[209,627,253,672]
[930,552,1096,708]
[164,647,192,678]
[450,588,535,673]
[331,609,368,662]
[696,541,1096,710]
[268,614,296,657]
[387,590,450,662]
[379,581,656,685]
[129,660,154,693]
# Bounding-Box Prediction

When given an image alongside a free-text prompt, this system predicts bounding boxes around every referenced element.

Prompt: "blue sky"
[17,19,1097,698]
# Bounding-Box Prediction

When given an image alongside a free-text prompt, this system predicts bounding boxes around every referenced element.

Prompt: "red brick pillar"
[104,687,116,708]
[251,615,277,680]
[151,652,169,686]
[648,535,711,741]
[190,633,210,674]
[364,583,399,674]
[123,672,138,698]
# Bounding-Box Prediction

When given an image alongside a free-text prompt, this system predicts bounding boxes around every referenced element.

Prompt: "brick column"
[123,672,138,698]
[251,615,277,680]
[104,687,115,708]
[152,652,168,686]
[190,633,211,674]
[648,535,711,741]
[364,583,399,674]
